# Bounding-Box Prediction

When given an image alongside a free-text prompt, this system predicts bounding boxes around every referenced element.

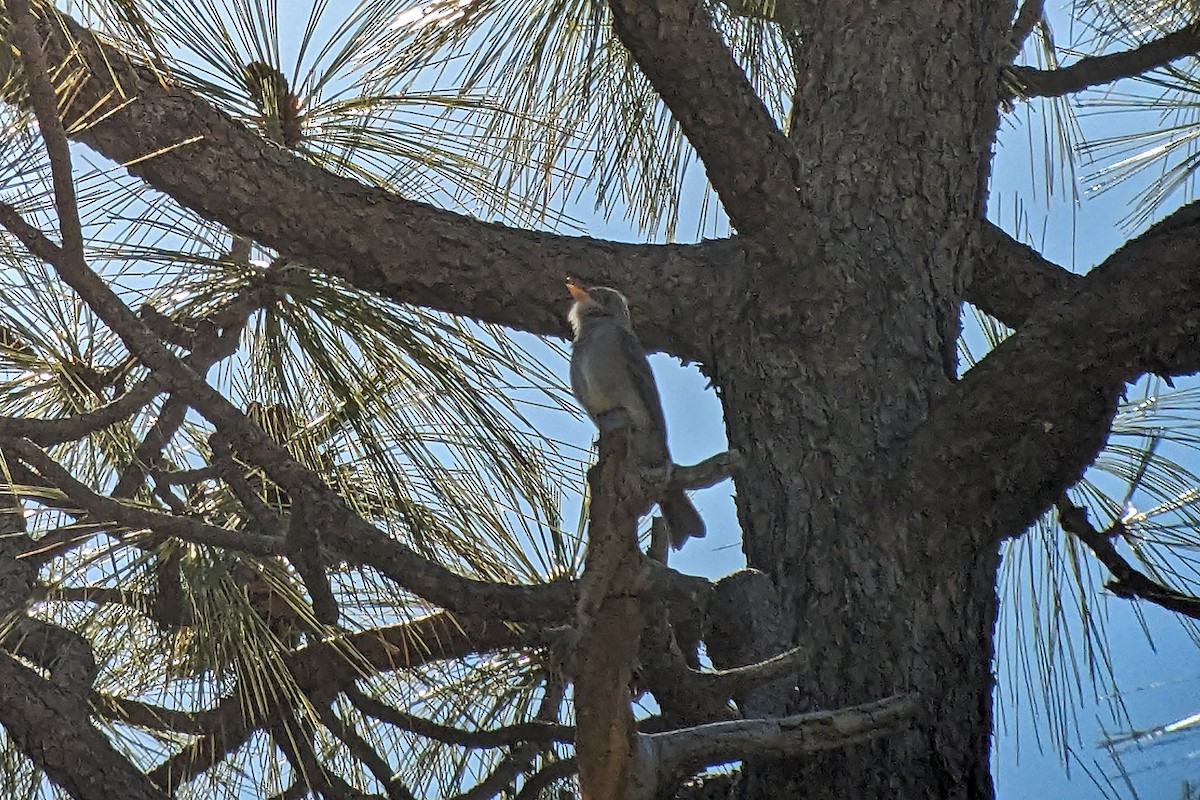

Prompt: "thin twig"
[1057,497,1200,619]
[4,436,283,556]
[317,702,416,800]
[345,686,573,747]
[7,0,86,265]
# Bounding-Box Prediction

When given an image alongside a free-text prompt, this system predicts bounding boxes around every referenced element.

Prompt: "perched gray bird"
[567,280,705,548]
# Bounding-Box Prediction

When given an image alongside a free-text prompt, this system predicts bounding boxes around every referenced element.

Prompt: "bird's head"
[566,279,633,336]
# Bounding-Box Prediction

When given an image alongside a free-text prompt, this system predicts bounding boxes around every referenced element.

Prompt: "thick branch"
[151,718,257,791]
[0,5,740,361]
[1010,25,1200,98]
[1005,0,1044,62]
[971,222,1081,328]
[605,0,811,262]
[284,496,339,625]
[697,644,810,696]
[672,449,743,491]
[638,611,737,727]
[0,653,167,800]
[574,424,648,800]
[0,13,708,632]
[1,617,97,691]
[93,693,243,736]
[329,510,578,625]
[905,200,1200,545]
[0,378,159,445]
[0,476,34,616]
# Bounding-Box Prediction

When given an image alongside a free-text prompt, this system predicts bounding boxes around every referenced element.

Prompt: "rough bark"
[904,199,1200,550]
[0,653,167,800]
[702,1,1012,797]
[575,424,648,800]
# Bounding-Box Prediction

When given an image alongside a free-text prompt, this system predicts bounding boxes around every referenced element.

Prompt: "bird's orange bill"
[566,278,590,302]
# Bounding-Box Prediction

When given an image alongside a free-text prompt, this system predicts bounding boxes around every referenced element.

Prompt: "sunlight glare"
[390,0,474,33]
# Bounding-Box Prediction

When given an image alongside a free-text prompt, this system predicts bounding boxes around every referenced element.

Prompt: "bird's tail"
[660,488,705,549]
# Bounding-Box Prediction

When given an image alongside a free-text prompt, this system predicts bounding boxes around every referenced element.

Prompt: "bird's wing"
[618,326,669,444]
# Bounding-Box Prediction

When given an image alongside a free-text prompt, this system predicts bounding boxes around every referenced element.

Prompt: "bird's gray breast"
[570,323,669,465]
[570,325,635,420]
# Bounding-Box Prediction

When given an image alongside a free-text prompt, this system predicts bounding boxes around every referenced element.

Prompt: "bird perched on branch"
[566,279,705,548]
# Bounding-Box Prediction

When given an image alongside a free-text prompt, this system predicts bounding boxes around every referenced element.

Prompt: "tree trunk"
[703,3,1012,797]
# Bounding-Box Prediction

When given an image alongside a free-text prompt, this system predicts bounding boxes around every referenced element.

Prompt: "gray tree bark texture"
[5,2,1200,799]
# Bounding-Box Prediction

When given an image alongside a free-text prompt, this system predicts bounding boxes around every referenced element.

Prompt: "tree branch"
[1,617,97,691]
[286,611,546,683]
[7,0,86,265]
[130,612,544,791]
[0,4,742,361]
[1056,498,1200,619]
[93,693,244,736]
[637,611,738,727]
[1010,25,1200,98]
[149,718,257,790]
[317,702,416,800]
[634,694,918,799]
[1005,0,1044,62]
[0,652,167,800]
[574,423,648,800]
[604,0,811,264]
[513,757,577,800]
[4,436,285,555]
[904,199,1200,546]
[971,222,1081,328]
[447,679,566,800]
[0,7,711,631]
[346,686,573,748]
[672,449,743,491]
[0,195,581,624]
[0,377,160,445]
[0,474,35,616]
[697,644,810,697]
[34,584,157,614]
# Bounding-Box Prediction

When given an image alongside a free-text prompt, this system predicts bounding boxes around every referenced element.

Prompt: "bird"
[566,279,705,548]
